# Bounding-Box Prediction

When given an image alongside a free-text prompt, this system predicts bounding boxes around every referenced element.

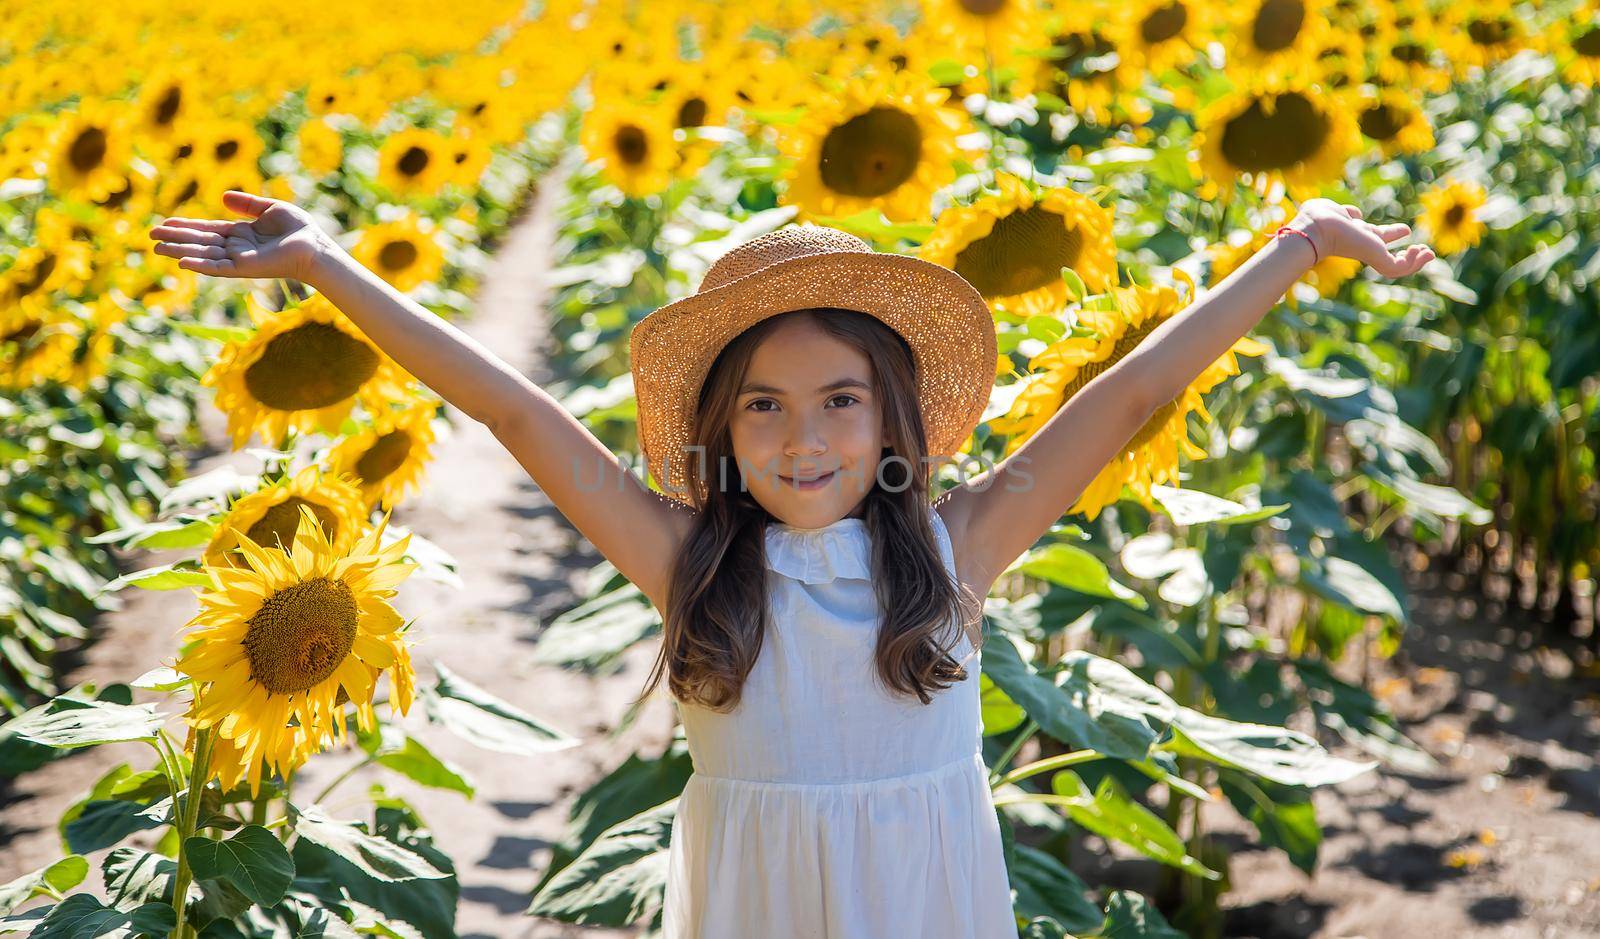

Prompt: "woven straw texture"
[628,224,997,505]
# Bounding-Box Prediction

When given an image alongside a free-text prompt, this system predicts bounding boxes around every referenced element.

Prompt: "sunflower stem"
[169,723,216,939]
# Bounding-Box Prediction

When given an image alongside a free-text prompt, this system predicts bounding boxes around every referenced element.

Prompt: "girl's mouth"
[780,470,835,490]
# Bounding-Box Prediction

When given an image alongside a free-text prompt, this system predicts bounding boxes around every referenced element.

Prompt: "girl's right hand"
[147,190,336,283]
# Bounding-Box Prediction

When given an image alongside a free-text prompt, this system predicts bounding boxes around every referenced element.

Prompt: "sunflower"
[779,69,973,224]
[324,397,442,510]
[1437,0,1530,78]
[297,116,345,177]
[1222,0,1335,78]
[376,127,456,199]
[918,0,1045,95]
[46,98,135,204]
[446,127,495,188]
[988,271,1268,519]
[1369,4,1451,95]
[350,213,446,294]
[1352,85,1434,159]
[203,291,415,450]
[59,294,128,391]
[1547,4,1600,87]
[919,170,1118,317]
[580,98,678,199]
[132,63,201,140]
[1417,177,1487,256]
[176,506,418,798]
[1018,22,1149,128]
[1193,73,1361,197]
[0,306,76,391]
[1115,0,1212,78]
[203,464,371,569]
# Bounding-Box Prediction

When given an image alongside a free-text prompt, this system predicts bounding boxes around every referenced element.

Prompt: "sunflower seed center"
[614,125,649,165]
[378,238,419,272]
[954,205,1084,299]
[1218,92,1329,172]
[243,576,359,694]
[70,128,107,173]
[819,106,922,198]
[1141,4,1188,44]
[355,430,412,485]
[244,497,341,553]
[243,321,380,411]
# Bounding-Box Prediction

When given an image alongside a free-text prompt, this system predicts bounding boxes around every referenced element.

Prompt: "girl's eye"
[745,395,859,412]
[828,394,858,408]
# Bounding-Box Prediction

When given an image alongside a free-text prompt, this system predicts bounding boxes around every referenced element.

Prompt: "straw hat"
[628,223,997,505]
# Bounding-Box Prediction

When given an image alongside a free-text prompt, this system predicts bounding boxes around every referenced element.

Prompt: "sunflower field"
[4,0,1600,935]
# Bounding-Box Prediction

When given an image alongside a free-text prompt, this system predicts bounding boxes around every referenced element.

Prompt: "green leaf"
[526,798,674,925]
[979,672,1027,736]
[1007,843,1101,932]
[1050,773,1219,880]
[97,562,210,594]
[1059,267,1086,303]
[85,516,217,550]
[5,699,164,749]
[184,825,295,907]
[1301,554,1404,623]
[0,857,89,916]
[1148,484,1288,527]
[23,893,175,938]
[1165,708,1376,787]
[1360,463,1492,525]
[1217,771,1322,874]
[1097,889,1186,938]
[418,660,579,756]
[531,582,660,674]
[290,803,449,882]
[372,730,475,797]
[288,804,456,939]
[805,208,935,245]
[171,320,255,344]
[980,638,1170,761]
[1009,543,1147,609]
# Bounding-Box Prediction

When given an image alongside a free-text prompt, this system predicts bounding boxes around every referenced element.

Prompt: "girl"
[149,190,1433,937]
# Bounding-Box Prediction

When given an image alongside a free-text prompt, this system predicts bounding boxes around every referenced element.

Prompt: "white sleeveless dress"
[662,504,1018,938]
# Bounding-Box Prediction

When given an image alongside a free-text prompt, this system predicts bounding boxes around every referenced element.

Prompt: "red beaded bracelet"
[1275,225,1319,264]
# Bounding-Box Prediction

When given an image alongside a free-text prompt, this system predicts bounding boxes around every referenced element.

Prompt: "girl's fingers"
[154,241,228,260]
[177,256,237,275]
[148,224,226,246]
[155,216,235,235]
[1374,222,1411,243]
[221,190,272,218]
[1344,204,1363,219]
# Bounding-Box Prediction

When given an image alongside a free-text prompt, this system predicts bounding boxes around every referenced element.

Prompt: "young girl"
[149,190,1433,937]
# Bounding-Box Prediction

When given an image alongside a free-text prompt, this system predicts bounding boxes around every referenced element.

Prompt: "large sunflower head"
[324,397,442,511]
[47,98,135,205]
[1223,0,1334,77]
[988,270,1268,519]
[375,127,456,198]
[1352,85,1435,159]
[778,69,973,224]
[177,505,418,798]
[203,464,371,569]
[919,170,1118,317]
[1194,74,1361,197]
[1417,177,1488,256]
[202,291,414,450]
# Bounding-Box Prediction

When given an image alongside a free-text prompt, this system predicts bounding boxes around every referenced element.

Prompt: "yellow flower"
[58,294,128,391]
[919,0,1045,96]
[919,170,1118,317]
[177,506,418,798]
[297,117,345,178]
[1417,177,1488,256]
[1222,0,1335,78]
[202,291,415,450]
[580,98,678,199]
[203,464,371,569]
[1194,73,1361,197]
[324,397,442,510]
[989,270,1268,519]
[779,69,974,224]
[0,306,77,391]
[47,98,135,204]
[376,127,456,199]
[1547,5,1600,88]
[350,213,446,294]
[1353,85,1436,159]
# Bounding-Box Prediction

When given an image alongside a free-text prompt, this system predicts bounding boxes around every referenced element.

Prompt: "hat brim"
[628,248,997,505]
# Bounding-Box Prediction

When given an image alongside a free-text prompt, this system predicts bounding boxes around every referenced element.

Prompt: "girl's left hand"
[1285,198,1436,278]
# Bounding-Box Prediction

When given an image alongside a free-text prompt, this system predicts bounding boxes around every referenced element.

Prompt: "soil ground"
[4,166,1600,937]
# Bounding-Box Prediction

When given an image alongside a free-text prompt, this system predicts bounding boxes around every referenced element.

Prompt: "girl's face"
[729,316,889,528]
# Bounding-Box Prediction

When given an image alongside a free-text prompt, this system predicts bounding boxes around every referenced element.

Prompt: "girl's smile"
[779,469,835,490]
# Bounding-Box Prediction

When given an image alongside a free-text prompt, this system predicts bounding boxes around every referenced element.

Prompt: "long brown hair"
[633,307,986,713]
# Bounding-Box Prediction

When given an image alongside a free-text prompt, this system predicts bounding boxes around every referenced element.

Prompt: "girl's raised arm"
[937,198,1436,599]
[149,190,694,612]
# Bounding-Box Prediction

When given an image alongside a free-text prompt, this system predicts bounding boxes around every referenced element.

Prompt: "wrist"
[1275,219,1322,268]
[301,236,347,289]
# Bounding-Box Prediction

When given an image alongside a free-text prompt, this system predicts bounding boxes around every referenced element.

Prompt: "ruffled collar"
[763,515,872,584]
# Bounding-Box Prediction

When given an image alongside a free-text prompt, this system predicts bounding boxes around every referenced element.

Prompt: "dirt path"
[1,162,674,937]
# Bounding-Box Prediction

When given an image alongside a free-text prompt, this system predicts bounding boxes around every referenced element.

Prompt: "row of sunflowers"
[3,0,1598,936]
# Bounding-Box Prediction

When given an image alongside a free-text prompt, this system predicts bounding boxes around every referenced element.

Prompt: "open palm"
[1293,197,1436,277]
[147,190,333,282]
